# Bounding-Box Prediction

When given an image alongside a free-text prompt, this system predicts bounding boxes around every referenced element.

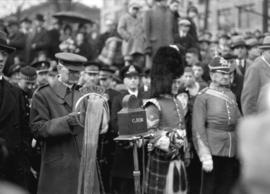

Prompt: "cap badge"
[127,65,136,74]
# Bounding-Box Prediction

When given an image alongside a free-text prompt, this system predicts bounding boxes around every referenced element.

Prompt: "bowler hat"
[246,38,259,49]
[0,31,15,53]
[231,38,247,49]
[258,36,270,50]
[55,52,87,72]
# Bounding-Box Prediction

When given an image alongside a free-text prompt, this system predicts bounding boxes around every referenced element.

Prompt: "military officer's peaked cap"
[20,66,37,82]
[31,60,50,73]
[209,56,233,73]
[55,52,87,72]
[84,61,101,73]
[120,65,142,80]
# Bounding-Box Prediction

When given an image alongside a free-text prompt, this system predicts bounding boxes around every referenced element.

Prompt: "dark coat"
[110,89,146,179]
[0,78,30,188]
[29,27,50,62]
[231,59,251,112]
[144,5,174,56]
[48,28,60,59]
[30,79,83,194]
[174,33,199,52]
[8,31,26,60]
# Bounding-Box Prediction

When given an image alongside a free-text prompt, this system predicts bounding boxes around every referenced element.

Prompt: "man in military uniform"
[192,56,241,194]
[30,52,87,194]
[31,60,50,87]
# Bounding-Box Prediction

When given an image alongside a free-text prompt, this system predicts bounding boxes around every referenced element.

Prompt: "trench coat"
[30,79,83,194]
[118,13,145,59]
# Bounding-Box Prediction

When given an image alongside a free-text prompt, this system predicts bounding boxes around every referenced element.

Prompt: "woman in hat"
[144,46,187,194]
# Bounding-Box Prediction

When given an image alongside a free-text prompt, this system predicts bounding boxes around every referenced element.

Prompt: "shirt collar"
[128,89,138,97]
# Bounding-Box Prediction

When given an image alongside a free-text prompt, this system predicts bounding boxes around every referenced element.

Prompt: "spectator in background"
[87,23,100,59]
[28,14,49,63]
[59,24,76,53]
[48,19,61,60]
[6,19,26,65]
[144,0,174,57]
[118,2,145,66]
[192,63,208,89]
[187,6,199,41]
[75,33,94,60]
[185,47,200,66]
[241,36,270,116]
[246,37,262,63]
[169,0,180,37]
[97,19,118,55]
[20,18,32,35]
[174,18,198,52]
[231,37,250,112]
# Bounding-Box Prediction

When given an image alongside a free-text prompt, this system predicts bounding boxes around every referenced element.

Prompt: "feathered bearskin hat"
[150,46,184,98]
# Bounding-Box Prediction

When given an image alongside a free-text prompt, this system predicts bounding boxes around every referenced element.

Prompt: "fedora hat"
[258,36,270,50]
[0,31,15,53]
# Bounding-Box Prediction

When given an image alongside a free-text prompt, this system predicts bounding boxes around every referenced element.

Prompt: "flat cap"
[55,52,87,71]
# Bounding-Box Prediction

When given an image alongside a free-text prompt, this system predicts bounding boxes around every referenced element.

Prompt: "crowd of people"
[0,0,270,194]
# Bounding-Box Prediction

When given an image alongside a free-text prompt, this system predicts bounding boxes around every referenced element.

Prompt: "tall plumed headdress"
[150,46,184,98]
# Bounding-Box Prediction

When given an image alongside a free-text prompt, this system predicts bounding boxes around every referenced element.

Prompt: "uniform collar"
[209,82,230,92]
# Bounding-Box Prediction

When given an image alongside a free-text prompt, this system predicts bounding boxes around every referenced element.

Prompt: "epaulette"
[197,87,209,95]
[143,98,161,111]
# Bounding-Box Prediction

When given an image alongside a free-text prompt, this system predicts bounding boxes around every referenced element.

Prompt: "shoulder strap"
[206,88,237,106]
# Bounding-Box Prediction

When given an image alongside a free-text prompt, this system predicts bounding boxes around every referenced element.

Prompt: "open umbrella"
[53,11,94,24]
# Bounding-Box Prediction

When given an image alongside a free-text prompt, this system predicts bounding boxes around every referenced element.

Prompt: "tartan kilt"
[145,149,187,194]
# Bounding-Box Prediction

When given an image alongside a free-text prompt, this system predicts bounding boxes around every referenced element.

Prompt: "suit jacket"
[241,56,270,115]
[30,79,83,194]
[232,58,251,112]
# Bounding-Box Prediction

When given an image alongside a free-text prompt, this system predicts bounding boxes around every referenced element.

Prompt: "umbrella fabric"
[53,11,94,24]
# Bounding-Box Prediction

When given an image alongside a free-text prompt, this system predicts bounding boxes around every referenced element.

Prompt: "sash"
[206,88,237,106]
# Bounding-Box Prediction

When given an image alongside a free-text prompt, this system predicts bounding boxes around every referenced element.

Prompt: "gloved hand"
[202,159,213,172]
